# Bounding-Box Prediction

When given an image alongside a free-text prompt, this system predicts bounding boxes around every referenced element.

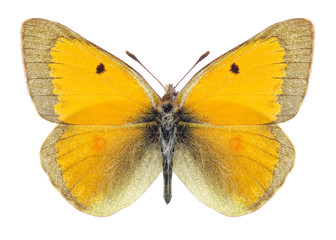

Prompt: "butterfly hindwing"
[173,123,295,216]
[41,123,162,216]
[22,18,160,125]
[176,18,313,125]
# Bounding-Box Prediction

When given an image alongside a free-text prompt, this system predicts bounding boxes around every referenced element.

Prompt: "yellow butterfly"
[22,18,313,217]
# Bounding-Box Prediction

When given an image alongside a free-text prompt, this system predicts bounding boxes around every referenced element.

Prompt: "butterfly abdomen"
[159,110,177,204]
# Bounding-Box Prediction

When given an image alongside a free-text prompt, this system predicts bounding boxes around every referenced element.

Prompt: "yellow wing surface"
[174,123,295,216]
[41,124,161,216]
[22,19,162,216]
[22,18,160,125]
[173,19,313,216]
[176,19,313,125]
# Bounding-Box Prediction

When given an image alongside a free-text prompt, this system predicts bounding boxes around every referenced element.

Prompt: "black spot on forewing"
[230,63,239,74]
[96,63,105,74]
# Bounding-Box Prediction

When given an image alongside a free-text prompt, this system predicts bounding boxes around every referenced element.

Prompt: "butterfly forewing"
[176,18,313,125]
[22,18,160,125]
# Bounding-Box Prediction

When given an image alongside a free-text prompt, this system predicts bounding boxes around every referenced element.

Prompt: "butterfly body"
[147,84,187,204]
[158,108,176,204]
[22,18,313,217]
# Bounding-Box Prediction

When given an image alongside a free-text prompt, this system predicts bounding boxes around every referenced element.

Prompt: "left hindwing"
[41,123,162,216]
[176,19,313,125]
[173,123,295,216]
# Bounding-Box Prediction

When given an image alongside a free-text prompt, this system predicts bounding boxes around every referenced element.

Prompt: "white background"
[1,0,335,239]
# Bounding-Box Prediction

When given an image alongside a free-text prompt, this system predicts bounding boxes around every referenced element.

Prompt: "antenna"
[126,51,167,91]
[126,50,210,91]
[175,51,210,88]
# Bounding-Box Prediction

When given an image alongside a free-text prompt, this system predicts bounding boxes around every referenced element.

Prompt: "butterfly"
[22,18,313,217]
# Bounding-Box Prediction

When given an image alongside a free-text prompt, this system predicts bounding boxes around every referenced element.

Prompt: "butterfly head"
[160,84,178,113]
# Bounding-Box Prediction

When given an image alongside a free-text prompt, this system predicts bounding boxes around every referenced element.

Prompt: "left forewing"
[22,18,160,125]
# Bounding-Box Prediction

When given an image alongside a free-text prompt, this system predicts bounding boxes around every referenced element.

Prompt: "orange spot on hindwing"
[228,134,243,153]
[92,135,107,153]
